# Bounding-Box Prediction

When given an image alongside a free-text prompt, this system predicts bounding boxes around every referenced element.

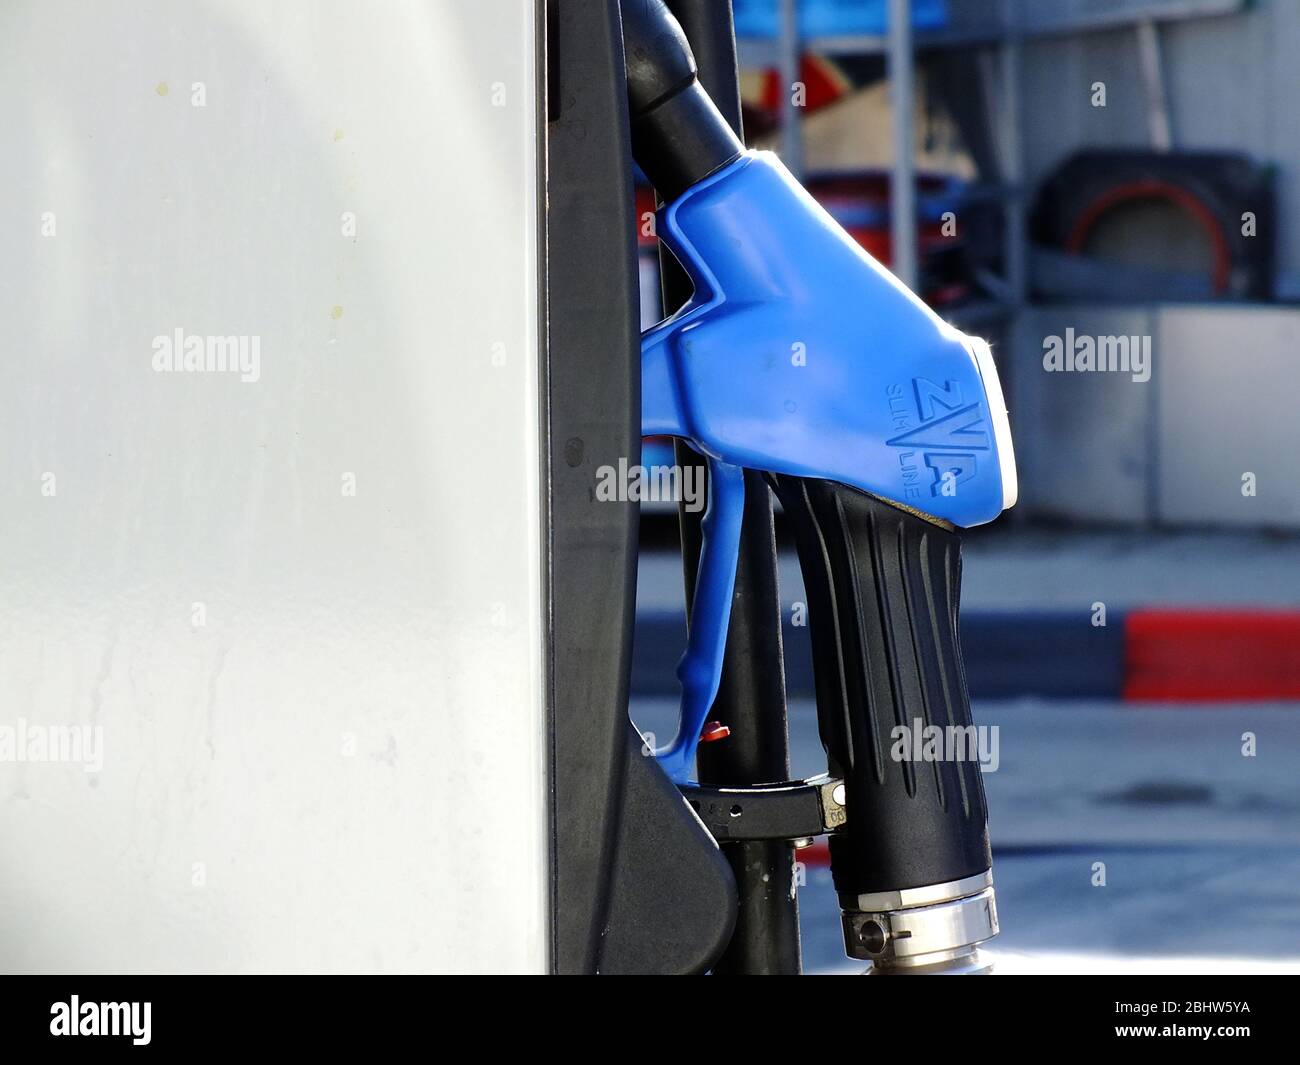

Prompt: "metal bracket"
[679,774,847,842]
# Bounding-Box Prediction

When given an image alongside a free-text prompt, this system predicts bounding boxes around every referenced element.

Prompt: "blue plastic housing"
[644,151,1011,529]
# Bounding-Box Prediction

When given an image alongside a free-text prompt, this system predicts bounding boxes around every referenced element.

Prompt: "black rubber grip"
[769,476,991,897]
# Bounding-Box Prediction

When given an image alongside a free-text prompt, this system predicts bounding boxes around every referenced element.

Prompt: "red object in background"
[1066,178,1233,295]
[699,721,731,743]
[1124,610,1300,701]
[634,184,660,247]
[756,54,852,114]
[796,839,831,867]
[809,173,962,251]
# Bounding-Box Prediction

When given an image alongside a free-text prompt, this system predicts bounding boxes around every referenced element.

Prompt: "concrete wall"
[1013,304,1300,528]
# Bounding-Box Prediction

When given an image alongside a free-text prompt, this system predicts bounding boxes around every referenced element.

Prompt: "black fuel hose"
[619,0,744,201]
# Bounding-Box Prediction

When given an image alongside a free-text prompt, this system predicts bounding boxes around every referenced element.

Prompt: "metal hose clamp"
[840,871,998,973]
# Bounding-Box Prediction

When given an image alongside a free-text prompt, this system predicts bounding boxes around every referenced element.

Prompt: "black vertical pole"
[656,0,802,975]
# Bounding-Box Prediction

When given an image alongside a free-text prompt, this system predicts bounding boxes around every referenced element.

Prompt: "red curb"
[1124,609,1300,701]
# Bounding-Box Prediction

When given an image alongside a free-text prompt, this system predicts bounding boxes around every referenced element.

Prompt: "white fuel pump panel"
[0,0,548,972]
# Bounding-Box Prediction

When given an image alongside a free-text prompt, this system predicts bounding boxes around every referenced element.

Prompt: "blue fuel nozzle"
[644,150,1016,782]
